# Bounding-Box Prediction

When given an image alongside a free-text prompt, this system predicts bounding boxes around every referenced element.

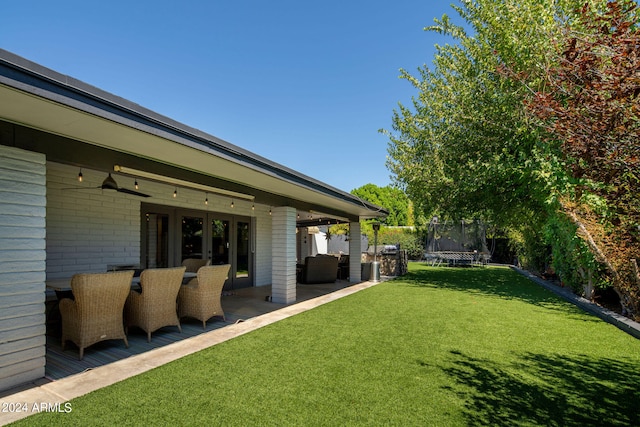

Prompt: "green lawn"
[14,265,640,426]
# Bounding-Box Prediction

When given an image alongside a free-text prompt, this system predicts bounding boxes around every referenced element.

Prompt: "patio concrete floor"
[0,278,386,425]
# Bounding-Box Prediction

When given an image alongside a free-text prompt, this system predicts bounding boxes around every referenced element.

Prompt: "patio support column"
[348,221,362,282]
[271,206,297,304]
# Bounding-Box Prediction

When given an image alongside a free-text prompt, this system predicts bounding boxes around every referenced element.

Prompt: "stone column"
[348,221,362,282]
[271,206,297,304]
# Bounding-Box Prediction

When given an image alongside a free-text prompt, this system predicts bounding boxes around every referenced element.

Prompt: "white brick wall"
[46,164,141,279]
[46,163,273,285]
[271,206,296,303]
[349,222,362,282]
[0,145,46,392]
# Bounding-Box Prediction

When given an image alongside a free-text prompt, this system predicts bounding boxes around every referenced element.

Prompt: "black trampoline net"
[425,218,489,253]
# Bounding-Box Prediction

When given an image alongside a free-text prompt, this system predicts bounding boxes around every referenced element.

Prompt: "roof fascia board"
[0,49,387,216]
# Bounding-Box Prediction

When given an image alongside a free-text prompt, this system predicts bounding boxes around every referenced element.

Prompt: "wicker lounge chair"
[60,270,133,360]
[125,266,185,342]
[181,258,211,273]
[178,264,230,328]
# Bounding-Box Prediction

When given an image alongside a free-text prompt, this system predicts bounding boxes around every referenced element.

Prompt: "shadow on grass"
[400,265,590,317]
[437,349,640,426]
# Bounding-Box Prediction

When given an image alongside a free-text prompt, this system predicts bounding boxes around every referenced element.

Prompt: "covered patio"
[0,49,388,392]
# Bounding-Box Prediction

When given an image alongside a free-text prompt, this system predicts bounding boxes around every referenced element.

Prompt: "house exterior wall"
[46,162,272,284]
[46,163,140,279]
[0,145,46,392]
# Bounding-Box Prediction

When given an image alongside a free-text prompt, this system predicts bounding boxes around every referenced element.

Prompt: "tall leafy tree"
[385,0,587,267]
[385,0,640,317]
[350,184,425,259]
[517,1,640,316]
[351,183,413,226]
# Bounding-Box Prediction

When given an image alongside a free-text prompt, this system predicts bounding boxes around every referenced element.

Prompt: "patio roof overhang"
[0,49,388,224]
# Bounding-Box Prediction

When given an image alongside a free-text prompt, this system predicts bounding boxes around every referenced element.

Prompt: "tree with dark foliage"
[525,0,640,317]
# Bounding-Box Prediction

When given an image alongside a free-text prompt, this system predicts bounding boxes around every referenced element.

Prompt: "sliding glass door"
[233,219,251,288]
[141,204,253,289]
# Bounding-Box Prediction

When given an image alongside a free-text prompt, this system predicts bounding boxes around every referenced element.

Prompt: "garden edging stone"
[512,266,640,340]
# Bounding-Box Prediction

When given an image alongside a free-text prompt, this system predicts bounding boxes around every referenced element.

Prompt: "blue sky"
[2,1,460,193]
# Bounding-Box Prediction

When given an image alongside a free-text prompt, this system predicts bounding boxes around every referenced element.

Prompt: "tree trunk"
[564,210,618,280]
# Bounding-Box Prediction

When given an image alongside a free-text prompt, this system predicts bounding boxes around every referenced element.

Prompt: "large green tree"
[385,0,640,317]
[385,0,587,268]
[351,183,413,226]
[516,1,640,316]
[350,183,425,259]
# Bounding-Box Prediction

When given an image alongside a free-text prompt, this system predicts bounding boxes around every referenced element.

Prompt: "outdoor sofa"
[300,255,338,284]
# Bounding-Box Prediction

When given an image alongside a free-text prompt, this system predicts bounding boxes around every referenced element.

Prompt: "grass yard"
[13,264,640,426]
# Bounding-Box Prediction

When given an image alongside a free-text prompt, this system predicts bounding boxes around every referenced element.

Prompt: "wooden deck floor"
[45,280,354,381]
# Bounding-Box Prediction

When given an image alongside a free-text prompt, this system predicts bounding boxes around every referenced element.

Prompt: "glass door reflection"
[210,218,230,265]
[181,216,204,262]
[236,221,250,279]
